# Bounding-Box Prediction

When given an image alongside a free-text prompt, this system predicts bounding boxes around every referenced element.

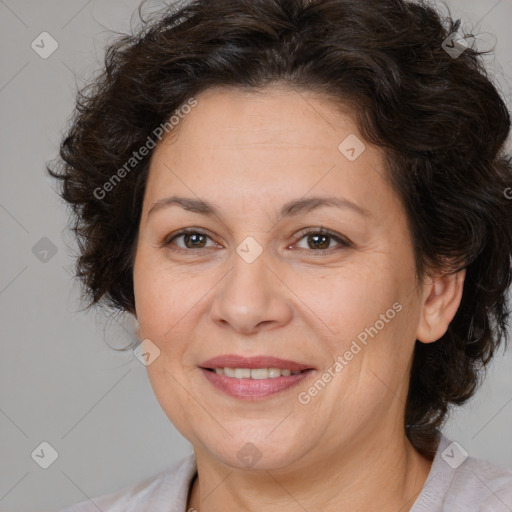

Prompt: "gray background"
[0,0,511,510]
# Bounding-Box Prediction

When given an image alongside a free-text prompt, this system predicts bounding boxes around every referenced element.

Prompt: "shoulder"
[447,452,512,510]
[412,434,512,512]
[59,453,197,512]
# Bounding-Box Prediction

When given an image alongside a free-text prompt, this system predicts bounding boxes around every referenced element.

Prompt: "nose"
[209,244,293,335]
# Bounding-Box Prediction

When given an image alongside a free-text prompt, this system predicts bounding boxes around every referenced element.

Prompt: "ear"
[416,269,466,344]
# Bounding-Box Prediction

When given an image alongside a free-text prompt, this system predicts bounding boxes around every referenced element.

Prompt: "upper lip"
[200,355,315,372]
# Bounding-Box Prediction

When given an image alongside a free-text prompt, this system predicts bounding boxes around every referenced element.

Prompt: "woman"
[49,0,512,510]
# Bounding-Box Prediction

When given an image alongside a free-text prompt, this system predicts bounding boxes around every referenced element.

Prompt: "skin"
[132,84,465,512]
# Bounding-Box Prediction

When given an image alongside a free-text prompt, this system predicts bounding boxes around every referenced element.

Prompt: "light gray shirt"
[60,433,512,511]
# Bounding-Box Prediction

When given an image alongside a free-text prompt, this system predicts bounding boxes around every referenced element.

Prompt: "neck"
[187,427,433,512]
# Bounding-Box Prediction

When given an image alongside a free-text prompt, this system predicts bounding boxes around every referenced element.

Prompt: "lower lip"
[200,368,314,400]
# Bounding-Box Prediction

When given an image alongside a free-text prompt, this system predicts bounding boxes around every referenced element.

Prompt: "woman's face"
[133,85,428,471]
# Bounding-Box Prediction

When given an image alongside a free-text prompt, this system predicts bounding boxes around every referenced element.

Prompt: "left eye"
[294,229,350,251]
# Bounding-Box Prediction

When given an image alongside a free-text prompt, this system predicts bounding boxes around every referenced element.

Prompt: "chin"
[197,432,308,471]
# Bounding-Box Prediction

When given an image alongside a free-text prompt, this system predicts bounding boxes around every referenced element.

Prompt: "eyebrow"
[147,194,371,220]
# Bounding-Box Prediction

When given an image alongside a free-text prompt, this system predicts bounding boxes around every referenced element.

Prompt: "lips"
[200,355,314,373]
[199,354,316,400]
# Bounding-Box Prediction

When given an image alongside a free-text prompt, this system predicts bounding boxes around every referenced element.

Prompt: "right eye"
[164,229,221,251]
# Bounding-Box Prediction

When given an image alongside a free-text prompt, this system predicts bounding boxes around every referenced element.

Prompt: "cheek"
[133,250,205,335]
[144,359,199,444]
[297,262,401,345]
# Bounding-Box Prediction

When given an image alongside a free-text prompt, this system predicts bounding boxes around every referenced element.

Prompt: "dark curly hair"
[47,0,512,456]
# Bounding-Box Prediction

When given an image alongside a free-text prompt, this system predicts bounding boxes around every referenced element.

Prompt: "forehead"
[158,85,359,152]
[143,85,394,219]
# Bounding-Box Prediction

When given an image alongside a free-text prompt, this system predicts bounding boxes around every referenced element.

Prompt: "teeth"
[212,367,303,379]
[250,368,269,380]
[268,368,281,378]
[224,367,236,377]
[234,368,251,379]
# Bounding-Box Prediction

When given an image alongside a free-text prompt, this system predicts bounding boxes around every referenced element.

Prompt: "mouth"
[199,355,316,400]
[204,367,304,378]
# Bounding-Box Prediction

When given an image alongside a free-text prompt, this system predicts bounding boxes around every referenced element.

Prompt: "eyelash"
[162,227,351,254]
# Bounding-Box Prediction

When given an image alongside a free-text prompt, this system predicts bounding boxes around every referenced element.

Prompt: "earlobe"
[416,269,466,344]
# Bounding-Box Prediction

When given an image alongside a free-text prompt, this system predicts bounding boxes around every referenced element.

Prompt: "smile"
[210,367,302,378]
[200,368,315,399]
